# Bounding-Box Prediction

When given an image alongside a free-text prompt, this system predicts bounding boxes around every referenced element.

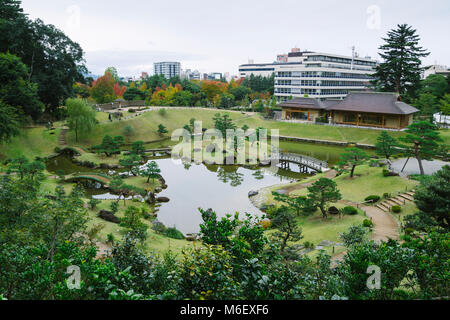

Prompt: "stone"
[98,210,120,224]
[248,190,259,197]
[156,197,170,203]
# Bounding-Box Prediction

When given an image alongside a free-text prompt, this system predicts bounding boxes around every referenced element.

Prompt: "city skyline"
[20,0,450,77]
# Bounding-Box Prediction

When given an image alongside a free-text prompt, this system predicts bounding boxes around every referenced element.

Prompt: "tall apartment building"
[154,61,181,79]
[274,50,377,101]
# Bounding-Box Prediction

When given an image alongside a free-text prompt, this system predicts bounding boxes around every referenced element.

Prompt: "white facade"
[274,52,377,101]
[238,63,276,78]
[423,65,450,79]
[154,61,181,79]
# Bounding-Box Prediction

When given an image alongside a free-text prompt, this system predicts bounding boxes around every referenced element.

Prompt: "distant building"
[239,48,377,101]
[278,92,418,130]
[154,62,181,79]
[277,54,288,63]
[274,50,377,101]
[207,72,222,80]
[423,65,450,79]
[140,72,149,80]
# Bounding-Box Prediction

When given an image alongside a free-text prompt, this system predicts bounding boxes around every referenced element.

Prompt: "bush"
[343,206,358,215]
[158,108,167,116]
[110,202,119,214]
[365,195,381,203]
[88,198,101,210]
[363,219,373,228]
[152,221,167,234]
[304,241,315,249]
[328,206,339,215]
[383,193,390,199]
[391,205,402,213]
[164,227,185,240]
[383,169,390,177]
[128,109,136,113]
[403,212,437,231]
[404,228,415,235]
[107,233,115,244]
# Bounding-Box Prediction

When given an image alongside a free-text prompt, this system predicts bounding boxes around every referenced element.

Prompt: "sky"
[20,0,450,78]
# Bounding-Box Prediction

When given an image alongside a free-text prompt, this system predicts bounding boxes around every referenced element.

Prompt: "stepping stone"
[376,204,388,212]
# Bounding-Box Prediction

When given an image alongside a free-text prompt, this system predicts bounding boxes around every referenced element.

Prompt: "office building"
[274,49,378,101]
[154,62,181,79]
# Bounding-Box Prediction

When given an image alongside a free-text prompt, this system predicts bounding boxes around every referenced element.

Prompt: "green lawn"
[0,127,60,160]
[67,108,450,148]
[331,165,418,203]
[86,200,194,255]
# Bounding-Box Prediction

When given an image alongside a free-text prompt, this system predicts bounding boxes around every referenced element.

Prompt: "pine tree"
[399,121,443,175]
[371,24,429,96]
[375,131,398,160]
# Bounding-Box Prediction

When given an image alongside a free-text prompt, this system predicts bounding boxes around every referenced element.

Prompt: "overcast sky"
[20,0,450,77]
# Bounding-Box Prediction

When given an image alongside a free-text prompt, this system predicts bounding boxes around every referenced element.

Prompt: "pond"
[46,141,371,234]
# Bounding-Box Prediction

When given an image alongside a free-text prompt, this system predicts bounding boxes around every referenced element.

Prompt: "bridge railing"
[274,152,328,169]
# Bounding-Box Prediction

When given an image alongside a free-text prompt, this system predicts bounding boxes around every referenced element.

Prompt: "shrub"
[164,227,185,240]
[152,221,166,234]
[404,228,415,235]
[304,241,315,249]
[403,212,437,231]
[88,198,101,210]
[107,233,115,244]
[259,219,272,230]
[383,193,390,199]
[328,206,340,215]
[128,109,136,113]
[363,219,373,228]
[383,169,390,177]
[110,201,119,214]
[340,225,368,247]
[343,206,358,215]
[365,195,381,203]
[158,108,167,116]
[391,205,402,213]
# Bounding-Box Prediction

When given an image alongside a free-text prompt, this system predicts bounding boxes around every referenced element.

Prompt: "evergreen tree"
[399,121,442,175]
[375,131,398,160]
[338,148,370,178]
[371,24,429,97]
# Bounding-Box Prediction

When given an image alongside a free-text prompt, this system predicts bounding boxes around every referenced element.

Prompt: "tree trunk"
[414,143,425,175]
[320,206,327,219]
[416,153,425,176]
[350,165,356,178]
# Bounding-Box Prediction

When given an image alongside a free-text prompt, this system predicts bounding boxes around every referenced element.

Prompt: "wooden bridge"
[272,152,328,173]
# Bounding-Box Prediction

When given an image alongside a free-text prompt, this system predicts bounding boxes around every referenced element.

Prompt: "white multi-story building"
[154,61,181,79]
[423,65,450,79]
[238,62,276,78]
[274,51,377,101]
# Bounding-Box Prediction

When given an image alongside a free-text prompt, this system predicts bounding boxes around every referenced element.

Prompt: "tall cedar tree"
[371,24,429,98]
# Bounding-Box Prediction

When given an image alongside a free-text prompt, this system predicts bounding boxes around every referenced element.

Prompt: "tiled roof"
[278,93,419,115]
[329,92,419,115]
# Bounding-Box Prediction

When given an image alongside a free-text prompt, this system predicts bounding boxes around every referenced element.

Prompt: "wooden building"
[279,92,419,130]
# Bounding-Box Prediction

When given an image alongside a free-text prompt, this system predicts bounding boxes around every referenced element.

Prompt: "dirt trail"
[58,127,69,147]
[331,201,400,266]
